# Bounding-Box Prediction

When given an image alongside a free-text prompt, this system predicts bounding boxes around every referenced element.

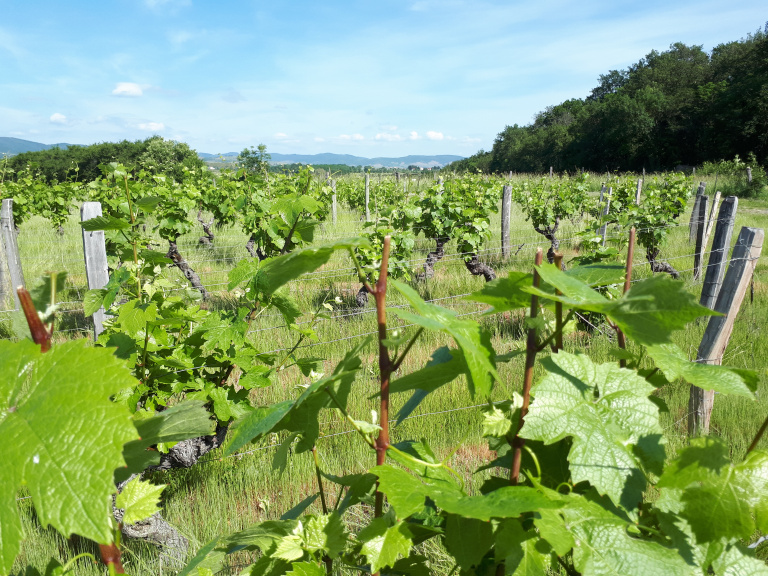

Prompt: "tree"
[237,144,271,174]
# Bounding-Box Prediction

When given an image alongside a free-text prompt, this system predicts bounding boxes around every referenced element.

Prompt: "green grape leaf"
[533,508,574,557]
[646,342,756,397]
[711,543,768,576]
[280,493,319,521]
[521,351,663,509]
[0,340,138,574]
[83,288,107,317]
[115,477,165,525]
[659,439,768,542]
[563,496,692,576]
[389,347,466,396]
[565,263,626,287]
[80,215,131,231]
[358,517,413,573]
[443,514,493,571]
[285,562,325,576]
[302,513,347,557]
[118,400,214,482]
[372,465,428,519]
[466,271,533,313]
[494,518,549,575]
[225,400,294,456]
[389,279,499,398]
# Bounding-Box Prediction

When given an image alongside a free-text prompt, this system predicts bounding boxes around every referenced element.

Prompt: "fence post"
[688,226,764,436]
[81,202,110,339]
[598,187,612,246]
[700,196,738,309]
[365,173,370,222]
[331,180,337,225]
[549,166,553,178]
[1,199,25,310]
[747,167,752,184]
[688,182,706,243]
[501,185,512,258]
[704,190,721,244]
[693,195,709,281]
[635,179,643,205]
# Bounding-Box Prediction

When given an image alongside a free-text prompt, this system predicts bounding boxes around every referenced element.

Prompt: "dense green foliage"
[4,136,204,183]
[451,27,768,175]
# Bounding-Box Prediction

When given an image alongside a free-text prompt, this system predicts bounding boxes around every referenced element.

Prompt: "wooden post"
[331,180,337,225]
[365,173,370,222]
[635,179,643,205]
[700,196,738,310]
[693,195,709,281]
[81,202,110,339]
[501,185,512,258]
[688,182,706,243]
[1,199,25,310]
[549,166,553,178]
[747,167,752,184]
[598,187,611,246]
[688,226,764,436]
[703,190,721,248]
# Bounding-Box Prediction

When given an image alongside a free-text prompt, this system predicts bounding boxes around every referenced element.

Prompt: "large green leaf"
[659,439,768,542]
[466,271,533,313]
[0,340,138,574]
[359,516,413,573]
[115,477,165,525]
[646,343,756,397]
[521,351,664,510]
[495,518,550,575]
[389,279,498,398]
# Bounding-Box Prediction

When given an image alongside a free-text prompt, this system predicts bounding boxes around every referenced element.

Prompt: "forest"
[451,26,768,174]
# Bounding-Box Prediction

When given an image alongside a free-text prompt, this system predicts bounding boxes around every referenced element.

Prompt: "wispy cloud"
[338,134,364,141]
[426,131,444,141]
[409,131,419,140]
[375,133,402,142]
[112,82,144,97]
[49,113,67,125]
[138,122,165,131]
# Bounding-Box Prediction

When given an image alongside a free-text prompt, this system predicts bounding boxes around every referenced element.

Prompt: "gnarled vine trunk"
[535,218,560,264]
[647,247,680,279]
[115,425,228,567]
[245,234,267,260]
[464,253,496,281]
[419,236,449,280]
[167,240,207,299]
[356,284,369,307]
[197,210,215,246]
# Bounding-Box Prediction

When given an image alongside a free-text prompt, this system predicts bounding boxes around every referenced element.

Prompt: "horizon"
[1,1,765,157]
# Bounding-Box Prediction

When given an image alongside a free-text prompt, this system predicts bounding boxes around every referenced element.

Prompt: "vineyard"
[2,163,768,576]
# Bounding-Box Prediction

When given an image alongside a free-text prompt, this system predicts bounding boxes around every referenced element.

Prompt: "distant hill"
[0,137,73,156]
[199,152,464,169]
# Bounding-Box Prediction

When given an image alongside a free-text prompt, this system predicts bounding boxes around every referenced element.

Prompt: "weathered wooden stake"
[693,195,709,281]
[700,196,738,310]
[1,199,25,310]
[704,190,721,244]
[549,166,553,178]
[364,173,370,222]
[81,202,110,339]
[501,185,512,258]
[747,167,753,184]
[635,179,643,205]
[688,182,706,243]
[689,226,764,437]
[331,180,337,225]
[598,187,612,246]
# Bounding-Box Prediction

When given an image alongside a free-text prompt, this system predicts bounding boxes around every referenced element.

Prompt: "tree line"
[450,25,768,174]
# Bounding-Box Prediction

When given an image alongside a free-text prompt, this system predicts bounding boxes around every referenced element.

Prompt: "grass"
[6,172,768,574]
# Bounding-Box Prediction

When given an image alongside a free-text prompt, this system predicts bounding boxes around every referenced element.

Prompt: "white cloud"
[49,113,67,124]
[339,134,364,141]
[375,133,402,142]
[426,131,444,141]
[274,132,289,139]
[138,122,165,131]
[112,82,143,97]
[314,137,326,142]
[409,131,419,140]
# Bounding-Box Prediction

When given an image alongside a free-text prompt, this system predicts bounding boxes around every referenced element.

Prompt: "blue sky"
[1,0,765,157]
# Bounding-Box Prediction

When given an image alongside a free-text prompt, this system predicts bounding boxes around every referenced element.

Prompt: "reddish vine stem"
[18,287,52,352]
[747,414,768,455]
[374,236,392,519]
[19,286,126,573]
[616,227,636,367]
[510,248,544,486]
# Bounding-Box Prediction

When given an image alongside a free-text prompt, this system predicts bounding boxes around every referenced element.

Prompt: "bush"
[699,153,767,198]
